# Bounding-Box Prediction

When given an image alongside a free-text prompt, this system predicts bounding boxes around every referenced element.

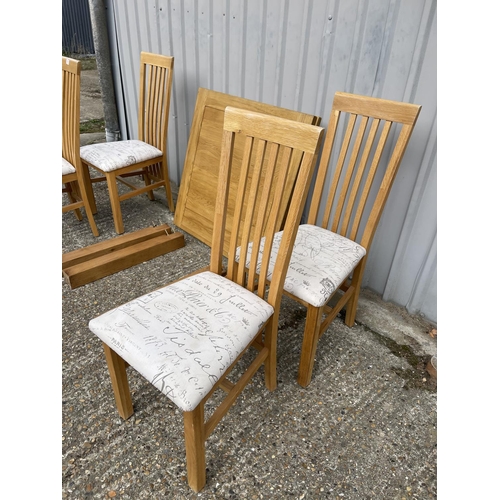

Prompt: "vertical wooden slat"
[359,123,415,250]
[339,117,379,236]
[349,120,392,241]
[164,60,174,155]
[146,65,155,144]
[138,57,146,141]
[331,115,369,234]
[257,145,293,297]
[321,113,356,229]
[62,72,67,154]
[155,67,165,147]
[247,142,280,291]
[150,65,159,147]
[150,64,157,144]
[227,135,255,279]
[236,139,267,286]
[306,107,340,225]
[265,149,319,307]
[210,129,235,275]
[157,67,166,149]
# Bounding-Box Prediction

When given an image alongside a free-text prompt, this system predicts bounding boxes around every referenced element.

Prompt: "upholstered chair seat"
[236,224,366,308]
[89,271,273,412]
[62,157,76,176]
[80,140,162,173]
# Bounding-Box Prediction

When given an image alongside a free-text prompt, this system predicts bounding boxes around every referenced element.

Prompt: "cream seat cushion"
[236,224,366,308]
[62,157,76,176]
[80,140,162,172]
[89,271,273,412]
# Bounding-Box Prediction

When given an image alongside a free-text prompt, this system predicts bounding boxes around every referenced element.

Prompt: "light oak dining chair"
[80,52,174,234]
[88,107,324,492]
[237,92,421,387]
[62,56,99,237]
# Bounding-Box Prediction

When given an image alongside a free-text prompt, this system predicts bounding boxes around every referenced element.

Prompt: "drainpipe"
[88,0,120,142]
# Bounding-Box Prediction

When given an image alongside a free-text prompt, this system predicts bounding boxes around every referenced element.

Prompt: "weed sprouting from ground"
[80,119,105,134]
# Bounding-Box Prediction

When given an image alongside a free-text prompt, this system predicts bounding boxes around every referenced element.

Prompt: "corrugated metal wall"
[62,0,95,54]
[105,0,437,324]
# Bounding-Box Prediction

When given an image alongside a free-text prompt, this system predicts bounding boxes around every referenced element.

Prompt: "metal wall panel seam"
[180,0,191,143]
[315,0,339,117]
[257,0,268,104]
[240,0,249,97]
[163,0,182,184]
[119,0,139,134]
[222,0,229,94]
[273,0,288,107]
[371,0,399,98]
[293,0,312,112]
[109,0,129,140]
[406,232,437,320]
[208,0,214,90]
[344,0,368,94]
[312,0,335,117]
[402,0,436,105]
[142,1,154,51]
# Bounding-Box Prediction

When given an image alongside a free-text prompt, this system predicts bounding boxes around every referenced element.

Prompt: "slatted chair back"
[62,56,98,236]
[308,92,421,253]
[62,57,81,169]
[211,107,324,311]
[138,52,174,156]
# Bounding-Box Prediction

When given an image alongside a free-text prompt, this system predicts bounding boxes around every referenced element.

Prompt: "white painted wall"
[106,0,437,323]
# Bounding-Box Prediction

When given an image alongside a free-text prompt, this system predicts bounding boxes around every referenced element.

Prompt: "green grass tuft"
[80,119,105,134]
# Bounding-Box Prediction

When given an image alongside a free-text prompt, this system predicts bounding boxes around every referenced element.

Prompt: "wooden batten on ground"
[62,224,185,289]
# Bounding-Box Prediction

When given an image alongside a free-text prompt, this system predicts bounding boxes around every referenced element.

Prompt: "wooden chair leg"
[143,167,156,201]
[344,259,366,327]
[83,203,99,237]
[183,405,206,492]
[264,319,277,392]
[163,159,174,212]
[81,162,97,214]
[78,179,99,237]
[297,304,323,388]
[103,344,134,419]
[106,172,125,234]
[66,182,83,220]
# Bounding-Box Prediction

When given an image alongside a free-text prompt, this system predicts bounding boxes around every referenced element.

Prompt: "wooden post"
[103,344,134,420]
[183,405,206,492]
